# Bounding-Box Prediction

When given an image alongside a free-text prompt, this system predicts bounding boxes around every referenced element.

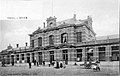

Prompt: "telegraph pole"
[118,1,120,75]
[51,0,53,16]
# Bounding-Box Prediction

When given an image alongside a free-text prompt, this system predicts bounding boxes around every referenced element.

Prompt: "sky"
[0,0,119,51]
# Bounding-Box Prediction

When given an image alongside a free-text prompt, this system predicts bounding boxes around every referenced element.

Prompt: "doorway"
[26,53,30,63]
[38,52,43,65]
[87,53,93,61]
[62,50,68,65]
[11,55,14,63]
[49,51,54,64]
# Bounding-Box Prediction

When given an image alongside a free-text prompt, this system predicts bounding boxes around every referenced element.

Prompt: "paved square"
[0,63,119,76]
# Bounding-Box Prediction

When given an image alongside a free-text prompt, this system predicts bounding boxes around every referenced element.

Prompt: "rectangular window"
[38,52,42,55]
[98,47,106,61]
[99,52,105,61]
[61,33,68,43]
[17,55,19,60]
[98,47,105,51]
[77,49,82,52]
[49,35,54,45]
[111,46,119,61]
[76,49,82,61]
[112,52,119,61]
[111,46,119,50]
[63,50,68,53]
[38,37,42,46]
[21,54,24,60]
[77,32,82,42]
[31,40,34,48]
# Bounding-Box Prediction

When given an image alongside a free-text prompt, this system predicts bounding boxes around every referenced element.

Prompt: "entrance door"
[38,52,42,65]
[27,57,30,63]
[50,55,54,63]
[62,50,68,65]
[38,55,42,65]
[49,51,54,64]
[11,55,14,63]
[7,55,10,64]
[87,53,93,61]
[26,53,30,63]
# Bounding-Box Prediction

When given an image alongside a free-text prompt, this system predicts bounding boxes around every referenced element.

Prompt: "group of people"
[1,58,5,67]
[28,60,45,69]
[54,61,66,69]
[91,59,101,71]
[84,58,101,71]
[1,58,14,67]
[28,60,67,69]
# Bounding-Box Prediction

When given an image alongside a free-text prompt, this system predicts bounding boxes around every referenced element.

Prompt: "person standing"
[63,60,66,69]
[95,58,100,71]
[11,59,14,66]
[43,61,45,66]
[60,61,63,68]
[2,58,5,67]
[34,60,36,66]
[29,62,31,69]
[56,61,59,69]
[36,61,39,66]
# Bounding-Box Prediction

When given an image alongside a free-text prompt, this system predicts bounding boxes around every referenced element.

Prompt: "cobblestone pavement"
[0,64,119,76]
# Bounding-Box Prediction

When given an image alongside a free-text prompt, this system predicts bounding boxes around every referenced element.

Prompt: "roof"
[96,34,119,40]
[57,18,76,25]
[30,15,95,35]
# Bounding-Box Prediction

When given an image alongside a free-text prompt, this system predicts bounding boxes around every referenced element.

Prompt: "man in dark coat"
[11,60,14,66]
[29,62,31,69]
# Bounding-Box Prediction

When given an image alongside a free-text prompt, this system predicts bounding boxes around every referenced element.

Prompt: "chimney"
[43,22,45,28]
[25,42,28,46]
[73,14,76,20]
[16,44,19,48]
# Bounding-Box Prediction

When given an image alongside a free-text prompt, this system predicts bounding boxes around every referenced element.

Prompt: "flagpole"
[51,0,53,16]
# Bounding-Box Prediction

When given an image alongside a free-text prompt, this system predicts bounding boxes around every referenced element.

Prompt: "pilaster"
[82,47,85,62]
[94,46,99,60]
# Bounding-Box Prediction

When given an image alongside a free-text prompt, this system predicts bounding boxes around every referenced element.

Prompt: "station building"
[0,14,119,65]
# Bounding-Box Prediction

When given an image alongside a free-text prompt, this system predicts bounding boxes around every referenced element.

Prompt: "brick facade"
[0,15,119,65]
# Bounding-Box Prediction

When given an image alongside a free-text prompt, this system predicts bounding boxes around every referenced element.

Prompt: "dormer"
[46,16,57,28]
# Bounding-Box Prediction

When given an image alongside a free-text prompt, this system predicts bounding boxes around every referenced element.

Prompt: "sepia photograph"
[0,0,119,76]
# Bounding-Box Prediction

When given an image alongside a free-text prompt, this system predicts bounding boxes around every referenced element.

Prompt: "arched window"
[49,35,54,45]
[50,22,53,26]
[61,33,68,43]
[38,37,42,46]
